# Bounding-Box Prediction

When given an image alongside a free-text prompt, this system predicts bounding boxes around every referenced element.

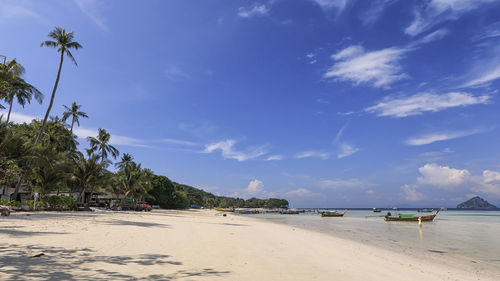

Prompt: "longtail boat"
[214,208,234,212]
[320,209,347,217]
[238,210,259,214]
[385,209,440,222]
[372,208,381,213]
[279,210,300,214]
[417,208,434,213]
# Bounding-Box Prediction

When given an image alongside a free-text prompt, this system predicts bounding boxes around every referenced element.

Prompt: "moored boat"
[320,209,347,217]
[372,208,381,213]
[279,210,300,214]
[238,210,259,214]
[417,208,434,212]
[385,209,440,222]
[214,207,234,212]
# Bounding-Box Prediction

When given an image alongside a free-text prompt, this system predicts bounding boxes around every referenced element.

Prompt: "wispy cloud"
[296,151,330,160]
[317,178,366,189]
[161,138,199,146]
[266,155,284,161]
[312,0,347,13]
[365,92,490,118]
[238,3,269,18]
[285,188,320,198]
[337,144,359,159]
[401,184,426,201]
[359,0,396,26]
[324,45,409,88]
[0,2,43,21]
[405,128,488,146]
[164,65,190,81]
[74,0,108,32]
[204,139,267,162]
[405,0,495,36]
[0,111,38,124]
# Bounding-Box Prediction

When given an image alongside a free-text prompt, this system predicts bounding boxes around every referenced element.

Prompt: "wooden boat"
[385,209,440,222]
[214,208,234,212]
[372,208,381,213]
[320,209,347,217]
[417,208,434,213]
[238,210,259,214]
[279,210,300,214]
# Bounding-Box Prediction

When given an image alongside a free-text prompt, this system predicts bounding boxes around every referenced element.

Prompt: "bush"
[42,195,77,210]
[171,191,190,209]
[26,199,48,211]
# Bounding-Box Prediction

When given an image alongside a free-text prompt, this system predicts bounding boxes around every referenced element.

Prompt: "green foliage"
[26,199,48,210]
[43,195,77,210]
[170,191,190,209]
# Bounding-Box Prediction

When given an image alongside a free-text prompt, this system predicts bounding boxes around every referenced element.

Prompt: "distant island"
[456,196,497,209]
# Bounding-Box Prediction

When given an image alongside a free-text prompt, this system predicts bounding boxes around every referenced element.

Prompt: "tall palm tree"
[62,102,88,134]
[71,152,109,207]
[87,128,119,163]
[36,27,82,143]
[115,153,133,170]
[1,60,43,122]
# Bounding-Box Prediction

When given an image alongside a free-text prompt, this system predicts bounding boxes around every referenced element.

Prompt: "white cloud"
[405,0,496,36]
[0,111,38,124]
[475,170,500,197]
[365,92,490,118]
[74,0,108,32]
[296,151,330,160]
[401,184,426,201]
[337,143,359,159]
[417,163,470,187]
[312,0,347,12]
[0,2,43,21]
[325,45,408,88]
[285,188,320,197]
[161,138,199,146]
[412,28,449,45]
[318,178,366,189]
[464,65,500,87]
[238,3,269,18]
[73,127,150,148]
[164,65,190,81]
[204,139,266,162]
[405,128,487,146]
[246,179,264,194]
[266,155,284,161]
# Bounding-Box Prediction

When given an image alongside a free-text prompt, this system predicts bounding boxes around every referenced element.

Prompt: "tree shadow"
[0,227,66,237]
[102,219,170,228]
[0,244,231,280]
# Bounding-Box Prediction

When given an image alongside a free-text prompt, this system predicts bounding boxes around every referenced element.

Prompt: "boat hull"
[320,210,347,217]
[385,209,440,222]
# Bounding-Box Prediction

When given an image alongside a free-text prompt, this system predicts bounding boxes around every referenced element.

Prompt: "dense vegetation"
[0,27,289,210]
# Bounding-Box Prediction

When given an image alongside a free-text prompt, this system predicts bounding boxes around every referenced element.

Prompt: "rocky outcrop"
[456,196,497,209]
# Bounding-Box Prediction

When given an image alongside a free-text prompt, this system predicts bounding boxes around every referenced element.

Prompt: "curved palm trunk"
[36,51,64,143]
[6,100,13,123]
[70,117,75,134]
[13,52,64,201]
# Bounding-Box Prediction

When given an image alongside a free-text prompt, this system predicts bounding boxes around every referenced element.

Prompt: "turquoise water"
[251,210,500,271]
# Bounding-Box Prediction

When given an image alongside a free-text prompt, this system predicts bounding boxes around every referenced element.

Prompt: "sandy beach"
[0,209,497,281]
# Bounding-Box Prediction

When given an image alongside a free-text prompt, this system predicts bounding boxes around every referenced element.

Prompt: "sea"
[250,209,500,273]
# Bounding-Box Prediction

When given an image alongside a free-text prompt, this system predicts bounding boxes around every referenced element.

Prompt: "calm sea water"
[250,209,500,271]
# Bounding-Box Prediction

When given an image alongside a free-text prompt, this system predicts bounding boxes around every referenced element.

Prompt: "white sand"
[0,209,497,280]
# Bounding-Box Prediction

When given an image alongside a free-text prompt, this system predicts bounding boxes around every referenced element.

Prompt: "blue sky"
[2,0,500,207]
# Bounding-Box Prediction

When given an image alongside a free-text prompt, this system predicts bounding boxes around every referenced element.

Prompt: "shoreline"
[1,209,498,280]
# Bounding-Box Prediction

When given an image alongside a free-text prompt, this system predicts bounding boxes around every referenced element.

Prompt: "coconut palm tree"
[87,128,119,163]
[115,153,133,170]
[62,102,88,134]
[71,152,109,207]
[0,60,43,122]
[36,27,82,143]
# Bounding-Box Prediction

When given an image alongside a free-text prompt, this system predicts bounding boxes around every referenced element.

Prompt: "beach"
[1,209,498,281]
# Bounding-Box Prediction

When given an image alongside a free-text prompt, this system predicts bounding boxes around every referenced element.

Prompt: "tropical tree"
[71,152,109,207]
[0,59,43,123]
[87,128,119,162]
[62,102,88,134]
[115,153,133,170]
[36,27,82,143]
[115,162,153,201]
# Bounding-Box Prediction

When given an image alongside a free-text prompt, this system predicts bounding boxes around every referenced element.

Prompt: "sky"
[1,0,500,208]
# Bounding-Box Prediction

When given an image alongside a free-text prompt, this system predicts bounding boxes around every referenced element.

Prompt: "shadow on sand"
[0,244,231,280]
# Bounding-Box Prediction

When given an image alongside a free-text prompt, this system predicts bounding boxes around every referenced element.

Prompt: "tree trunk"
[70,117,74,134]
[35,51,64,144]
[6,100,13,123]
[14,52,64,202]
